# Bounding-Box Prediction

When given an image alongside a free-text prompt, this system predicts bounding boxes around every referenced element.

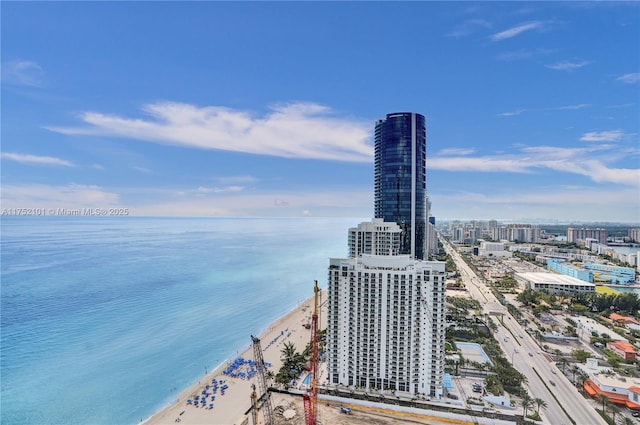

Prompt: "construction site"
[245,281,485,425]
[252,392,479,425]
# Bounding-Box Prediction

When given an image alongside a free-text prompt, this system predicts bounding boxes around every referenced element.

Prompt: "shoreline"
[144,289,325,425]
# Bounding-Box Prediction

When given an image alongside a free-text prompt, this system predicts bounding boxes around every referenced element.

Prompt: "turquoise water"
[1,216,359,424]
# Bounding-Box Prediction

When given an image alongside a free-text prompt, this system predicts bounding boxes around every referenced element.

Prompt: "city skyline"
[2,2,639,222]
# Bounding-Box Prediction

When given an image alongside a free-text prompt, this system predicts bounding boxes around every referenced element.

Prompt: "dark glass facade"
[374,112,427,259]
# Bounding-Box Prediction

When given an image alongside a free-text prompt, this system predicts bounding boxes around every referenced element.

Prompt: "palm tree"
[569,365,580,384]
[265,370,274,383]
[596,394,609,414]
[558,357,569,373]
[623,417,635,425]
[609,404,620,423]
[521,393,534,419]
[281,341,297,366]
[534,397,547,415]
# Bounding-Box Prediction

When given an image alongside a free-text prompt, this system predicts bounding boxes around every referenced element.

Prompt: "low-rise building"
[607,340,637,361]
[582,359,640,410]
[546,258,593,282]
[573,316,628,342]
[609,313,640,327]
[583,262,636,284]
[476,241,512,258]
[516,272,595,296]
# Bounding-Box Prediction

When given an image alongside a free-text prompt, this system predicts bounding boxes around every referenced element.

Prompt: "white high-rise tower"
[327,219,446,397]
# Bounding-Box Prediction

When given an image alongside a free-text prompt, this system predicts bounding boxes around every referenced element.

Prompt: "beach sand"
[145,289,327,425]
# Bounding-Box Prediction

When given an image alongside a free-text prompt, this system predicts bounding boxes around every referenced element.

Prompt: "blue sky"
[2,1,639,223]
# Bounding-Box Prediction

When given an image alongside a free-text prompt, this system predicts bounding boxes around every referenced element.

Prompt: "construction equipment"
[251,335,274,425]
[303,280,319,425]
[250,384,258,425]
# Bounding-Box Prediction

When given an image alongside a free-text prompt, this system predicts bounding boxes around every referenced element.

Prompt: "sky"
[2,1,639,223]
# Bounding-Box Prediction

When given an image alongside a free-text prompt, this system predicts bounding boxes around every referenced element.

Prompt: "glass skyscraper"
[374,112,427,259]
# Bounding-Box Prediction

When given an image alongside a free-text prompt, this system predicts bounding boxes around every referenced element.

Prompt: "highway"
[443,241,606,425]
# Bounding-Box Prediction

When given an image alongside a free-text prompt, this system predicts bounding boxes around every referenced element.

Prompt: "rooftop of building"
[608,340,637,353]
[573,315,628,341]
[610,313,640,324]
[516,271,595,286]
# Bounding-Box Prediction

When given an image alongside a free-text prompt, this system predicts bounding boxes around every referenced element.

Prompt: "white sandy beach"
[145,289,327,425]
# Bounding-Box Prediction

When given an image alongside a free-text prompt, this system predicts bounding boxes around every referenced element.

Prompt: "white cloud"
[428,156,531,173]
[129,187,372,217]
[1,183,120,208]
[498,103,590,117]
[545,60,590,71]
[431,185,640,222]
[215,175,258,184]
[499,110,525,117]
[428,144,640,187]
[579,130,624,142]
[616,73,640,84]
[606,103,635,109]
[496,48,555,61]
[132,166,152,174]
[446,19,492,38]
[436,148,475,156]
[1,152,74,167]
[490,21,544,41]
[556,103,590,110]
[195,185,245,194]
[1,60,45,87]
[46,102,373,162]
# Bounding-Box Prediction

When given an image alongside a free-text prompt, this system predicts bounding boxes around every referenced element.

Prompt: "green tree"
[569,365,580,384]
[617,292,640,315]
[534,397,548,415]
[520,393,534,419]
[281,341,297,366]
[609,403,620,423]
[517,289,540,307]
[276,341,307,385]
[558,357,569,373]
[573,349,591,363]
[596,394,609,414]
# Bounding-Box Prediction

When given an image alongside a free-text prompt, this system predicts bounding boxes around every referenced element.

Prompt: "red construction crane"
[303,280,319,425]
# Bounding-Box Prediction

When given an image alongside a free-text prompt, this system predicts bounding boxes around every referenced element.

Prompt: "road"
[443,240,606,425]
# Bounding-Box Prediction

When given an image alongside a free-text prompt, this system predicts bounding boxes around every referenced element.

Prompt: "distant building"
[477,241,512,258]
[607,341,637,361]
[629,229,640,243]
[546,259,593,282]
[348,219,401,257]
[507,224,540,243]
[516,272,595,295]
[583,263,636,284]
[567,228,608,245]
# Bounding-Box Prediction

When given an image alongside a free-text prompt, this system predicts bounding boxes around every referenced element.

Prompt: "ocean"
[0,216,360,425]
